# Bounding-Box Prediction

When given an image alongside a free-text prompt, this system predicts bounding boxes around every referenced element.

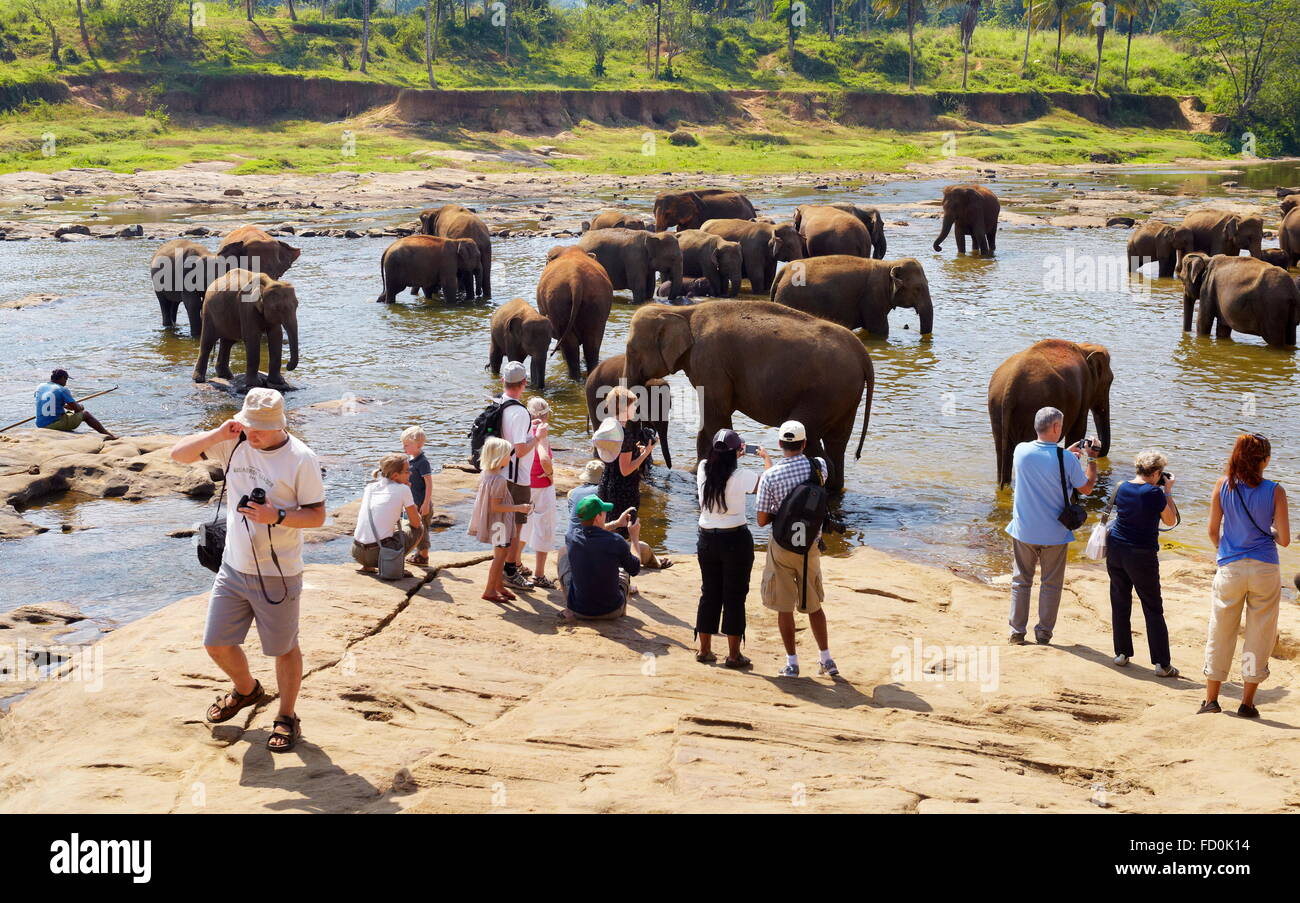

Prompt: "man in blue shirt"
[567,460,605,528]
[34,369,116,439]
[1006,406,1098,645]
[557,495,640,620]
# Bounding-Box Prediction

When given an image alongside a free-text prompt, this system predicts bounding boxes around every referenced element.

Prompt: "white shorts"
[523,484,559,553]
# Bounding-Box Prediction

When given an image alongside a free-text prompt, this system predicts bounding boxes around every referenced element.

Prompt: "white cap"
[501,361,527,384]
[778,420,806,442]
[235,388,287,431]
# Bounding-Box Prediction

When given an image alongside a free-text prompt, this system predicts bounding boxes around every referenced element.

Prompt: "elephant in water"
[675,229,743,297]
[1279,207,1300,268]
[933,183,1000,256]
[577,228,683,303]
[1178,252,1299,347]
[770,255,933,338]
[622,300,872,493]
[419,204,493,298]
[700,218,805,295]
[1126,221,1189,278]
[793,204,887,259]
[216,226,300,280]
[987,340,1113,488]
[488,298,553,389]
[193,269,299,391]
[653,189,756,231]
[1175,210,1264,258]
[149,239,224,337]
[537,245,615,379]
[378,235,480,303]
[584,354,672,469]
[583,210,648,232]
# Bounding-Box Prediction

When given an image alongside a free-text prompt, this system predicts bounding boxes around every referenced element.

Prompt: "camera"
[744,443,761,455]
[640,426,658,445]
[238,487,267,510]
[1079,438,1098,452]
[1159,471,1174,485]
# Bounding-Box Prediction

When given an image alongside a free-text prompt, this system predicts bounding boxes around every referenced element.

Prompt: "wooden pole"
[0,386,118,433]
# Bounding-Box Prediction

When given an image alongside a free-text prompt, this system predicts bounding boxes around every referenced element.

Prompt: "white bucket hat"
[235,388,287,431]
[592,417,624,464]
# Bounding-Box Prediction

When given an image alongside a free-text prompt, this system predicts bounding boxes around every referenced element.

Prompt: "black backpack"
[770,458,830,613]
[468,397,524,471]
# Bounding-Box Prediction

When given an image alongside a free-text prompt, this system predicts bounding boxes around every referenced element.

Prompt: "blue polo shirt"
[1007,440,1089,546]
[34,382,75,427]
[564,523,641,617]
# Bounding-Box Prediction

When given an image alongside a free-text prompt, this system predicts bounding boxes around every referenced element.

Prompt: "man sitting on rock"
[556,495,640,620]
[34,368,116,439]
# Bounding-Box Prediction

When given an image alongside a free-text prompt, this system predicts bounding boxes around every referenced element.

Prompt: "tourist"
[498,361,545,591]
[403,426,434,567]
[756,420,836,677]
[557,495,640,620]
[568,459,605,526]
[169,388,326,754]
[34,368,116,439]
[695,428,771,669]
[596,387,655,549]
[1006,406,1099,645]
[468,436,534,603]
[522,397,559,589]
[1201,433,1291,717]
[352,453,424,576]
[1107,449,1179,677]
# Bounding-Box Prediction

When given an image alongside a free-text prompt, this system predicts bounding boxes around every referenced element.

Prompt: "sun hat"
[576,495,614,522]
[778,420,806,443]
[501,361,528,384]
[234,388,287,431]
[712,428,742,452]
[581,460,605,484]
[592,416,625,464]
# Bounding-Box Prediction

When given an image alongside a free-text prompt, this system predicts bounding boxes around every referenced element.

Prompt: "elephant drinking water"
[769,255,933,338]
[1177,252,1300,347]
[489,298,554,389]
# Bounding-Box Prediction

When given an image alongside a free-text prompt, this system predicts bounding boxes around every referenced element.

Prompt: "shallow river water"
[3,162,1299,630]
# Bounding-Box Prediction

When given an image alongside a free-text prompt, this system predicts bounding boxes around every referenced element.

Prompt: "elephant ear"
[656,309,693,374]
[888,265,905,303]
[1179,252,1210,288]
[219,239,246,262]
[1225,217,1239,245]
[278,240,301,270]
[457,241,477,267]
[792,206,805,231]
[1081,345,1112,384]
[419,210,438,233]
[546,245,567,262]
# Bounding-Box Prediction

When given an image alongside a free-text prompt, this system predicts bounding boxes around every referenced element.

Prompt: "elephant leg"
[1215,318,1233,339]
[193,330,215,382]
[630,266,647,304]
[560,338,582,382]
[488,338,504,374]
[480,251,491,299]
[987,223,997,253]
[157,293,177,328]
[215,338,235,381]
[581,327,601,375]
[955,228,968,255]
[819,432,850,494]
[1064,410,1089,450]
[265,328,284,385]
[1183,299,1195,333]
[183,296,203,338]
[1197,299,1216,336]
[243,331,262,385]
[697,385,735,461]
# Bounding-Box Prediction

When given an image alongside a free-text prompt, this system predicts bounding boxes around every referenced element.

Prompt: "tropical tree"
[1022,0,1033,67]
[575,3,614,76]
[1178,0,1300,120]
[941,0,982,89]
[75,0,94,56]
[1034,0,1090,72]
[876,0,926,89]
[772,0,804,59]
[361,0,370,73]
[425,0,438,87]
[1091,0,1109,90]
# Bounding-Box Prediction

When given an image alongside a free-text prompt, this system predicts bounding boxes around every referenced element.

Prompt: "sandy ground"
[0,539,1296,813]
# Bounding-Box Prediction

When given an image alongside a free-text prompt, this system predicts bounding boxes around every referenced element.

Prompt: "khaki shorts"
[508,480,530,526]
[41,411,84,432]
[761,543,823,614]
[203,562,302,656]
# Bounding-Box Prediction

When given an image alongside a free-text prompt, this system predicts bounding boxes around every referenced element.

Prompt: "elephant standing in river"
[988,340,1113,488]
[1177,252,1300,347]
[537,245,615,379]
[489,298,554,389]
[770,255,933,338]
[577,228,683,303]
[149,239,223,336]
[216,226,300,280]
[377,235,481,304]
[622,300,872,493]
[794,204,887,259]
[193,269,299,391]
[654,189,756,231]
[1127,221,1189,278]
[933,183,1000,256]
[584,354,672,469]
[700,219,805,295]
[1278,207,1300,268]
[676,229,743,297]
[1175,210,1264,259]
[419,204,493,298]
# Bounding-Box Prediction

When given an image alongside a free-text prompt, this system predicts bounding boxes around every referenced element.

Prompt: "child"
[522,398,558,589]
[402,426,434,566]
[467,437,533,602]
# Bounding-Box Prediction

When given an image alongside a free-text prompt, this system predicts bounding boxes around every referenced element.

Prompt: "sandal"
[267,714,301,753]
[695,651,717,664]
[657,557,674,569]
[482,591,509,602]
[408,554,429,566]
[499,588,517,601]
[206,680,264,724]
[532,575,556,589]
[724,655,753,670]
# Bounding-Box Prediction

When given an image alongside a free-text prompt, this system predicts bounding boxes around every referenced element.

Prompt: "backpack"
[769,458,830,614]
[468,397,524,471]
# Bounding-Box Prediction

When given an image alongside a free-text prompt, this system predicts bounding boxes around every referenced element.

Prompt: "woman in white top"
[695,428,772,669]
[352,453,424,574]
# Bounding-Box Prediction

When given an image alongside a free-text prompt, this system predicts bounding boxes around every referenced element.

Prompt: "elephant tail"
[994,392,1013,488]
[854,358,873,459]
[378,246,389,302]
[549,285,580,357]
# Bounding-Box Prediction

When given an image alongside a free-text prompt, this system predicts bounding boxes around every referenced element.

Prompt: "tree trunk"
[1094,23,1104,91]
[76,0,93,53]
[1123,13,1133,90]
[1022,0,1032,67]
[247,0,254,22]
[50,21,62,66]
[361,0,370,73]
[1147,2,1157,34]
[1055,16,1063,72]
[504,0,511,67]
[907,2,915,89]
[426,0,437,86]
[655,0,661,78]
[287,0,297,22]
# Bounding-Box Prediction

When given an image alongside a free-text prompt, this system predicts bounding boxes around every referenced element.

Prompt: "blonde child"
[468,437,533,602]
[522,398,559,589]
[402,425,434,566]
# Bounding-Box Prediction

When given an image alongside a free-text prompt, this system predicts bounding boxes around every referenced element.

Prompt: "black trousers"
[695,526,754,638]
[1106,541,1172,666]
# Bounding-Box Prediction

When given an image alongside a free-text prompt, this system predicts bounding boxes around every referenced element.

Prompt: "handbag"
[1085,485,1120,561]
[364,483,407,581]
[195,433,246,573]
[1056,447,1088,532]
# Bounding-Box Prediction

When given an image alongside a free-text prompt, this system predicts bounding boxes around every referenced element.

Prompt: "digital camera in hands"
[238,487,267,511]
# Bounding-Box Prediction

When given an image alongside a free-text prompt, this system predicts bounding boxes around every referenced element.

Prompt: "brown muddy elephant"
[654,189,757,231]
[676,229,743,297]
[794,204,887,259]
[700,219,806,295]
[1177,252,1300,347]
[1258,248,1292,269]
[1126,221,1190,278]
[933,184,1000,256]
[149,239,224,337]
[582,210,647,232]
[419,204,492,298]
[1175,210,1264,258]
[1279,207,1300,268]
[377,235,480,304]
[584,354,672,469]
[577,228,683,303]
[216,226,300,280]
[193,269,299,391]
[489,298,554,389]
[987,340,1113,488]
[622,300,873,493]
[537,245,615,379]
[656,277,714,299]
[770,255,933,338]
[1281,196,1298,216]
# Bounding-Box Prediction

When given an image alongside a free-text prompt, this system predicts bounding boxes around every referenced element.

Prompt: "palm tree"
[1092,0,1109,90]
[1116,0,1149,90]
[957,0,981,89]
[876,0,926,90]
[1034,0,1090,72]
[425,0,438,87]
[361,0,370,73]
[1022,0,1033,67]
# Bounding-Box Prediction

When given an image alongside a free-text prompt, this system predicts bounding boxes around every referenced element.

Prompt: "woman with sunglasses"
[1202,433,1291,717]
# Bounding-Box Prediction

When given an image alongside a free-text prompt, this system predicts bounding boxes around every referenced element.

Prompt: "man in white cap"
[171,388,326,754]
[755,420,837,678]
[498,361,546,590]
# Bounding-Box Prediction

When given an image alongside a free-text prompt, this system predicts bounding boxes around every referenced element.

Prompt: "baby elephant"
[194,269,299,390]
[489,298,554,389]
[1257,248,1293,270]
[655,277,713,301]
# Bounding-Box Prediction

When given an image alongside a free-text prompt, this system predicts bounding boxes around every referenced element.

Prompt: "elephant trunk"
[285,311,299,372]
[873,223,888,259]
[531,354,546,391]
[917,295,934,336]
[933,212,953,251]
[667,260,684,300]
[1093,404,1111,458]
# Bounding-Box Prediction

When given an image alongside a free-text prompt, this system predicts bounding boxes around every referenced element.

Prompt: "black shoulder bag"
[1056,447,1088,531]
[196,433,246,573]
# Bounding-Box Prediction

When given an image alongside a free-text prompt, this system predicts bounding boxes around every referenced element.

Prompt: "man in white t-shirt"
[498,361,545,590]
[171,388,326,754]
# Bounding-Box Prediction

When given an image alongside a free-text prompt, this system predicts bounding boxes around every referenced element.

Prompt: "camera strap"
[241,516,288,605]
[210,433,247,526]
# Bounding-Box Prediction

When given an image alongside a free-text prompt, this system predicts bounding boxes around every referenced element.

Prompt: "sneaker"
[1113,654,1130,667]
[504,569,534,590]
[1154,664,1179,678]
[1008,633,1026,646]
[818,658,839,677]
[1197,699,1222,714]
[777,663,800,678]
[1237,703,1260,719]
[1035,633,1052,646]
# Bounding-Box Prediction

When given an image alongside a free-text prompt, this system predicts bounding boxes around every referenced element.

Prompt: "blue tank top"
[1217,479,1279,566]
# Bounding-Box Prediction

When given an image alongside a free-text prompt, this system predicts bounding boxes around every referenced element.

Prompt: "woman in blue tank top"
[1201,433,1291,718]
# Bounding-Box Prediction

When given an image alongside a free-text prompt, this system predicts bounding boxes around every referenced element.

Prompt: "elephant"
[577,228,683,303]
[1127,221,1189,277]
[656,277,713,299]
[1177,252,1300,347]
[1276,186,1300,199]
[987,339,1113,488]
[1258,248,1293,270]
[769,255,933,338]
[582,210,647,232]
[149,239,224,336]
[1281,196,1298,216]
[419,204,492,298]
[1279,207,1300,268]
[675,229,743,296]
[933,183,1000,256]
[584,354,672,469]
[622,300,873,494]
[193,269,299,391]
[488,298,554,389]
[1175,210,1264,258]
[377,235,480,304]
[654,189,757,231]
[794,204,887,259]
[536,245,615,379]
[699,218,806,295]
[216,226,300,280]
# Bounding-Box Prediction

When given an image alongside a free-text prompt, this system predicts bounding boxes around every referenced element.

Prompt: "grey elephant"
[770,255,933,338]
[675,229,743,296]
[193,269,299,391]
[489,298,554,388]
[419,204,492,298]
[1127,221,1190,277]
[794,204,887,259]
[933,183,1000,256]
[378,235,481,303]
[216,226,300,280]
[577,228,683,303]
[582,210,648,232]
[1178,252,1299,347]
[1175,211,1264,258]
[699,219,806,295]
[149,239,224,336]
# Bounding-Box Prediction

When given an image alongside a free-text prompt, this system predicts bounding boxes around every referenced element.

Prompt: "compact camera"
[1159,471,1174,485]
[238,487,267,510]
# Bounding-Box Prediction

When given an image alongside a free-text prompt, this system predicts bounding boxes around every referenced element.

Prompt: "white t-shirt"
[354,478,415,544]
[500,396,533,485]
[696,462,760,529]
[206,434,325,577]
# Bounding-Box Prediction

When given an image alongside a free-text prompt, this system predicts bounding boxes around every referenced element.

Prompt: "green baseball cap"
[576,495,613,521]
